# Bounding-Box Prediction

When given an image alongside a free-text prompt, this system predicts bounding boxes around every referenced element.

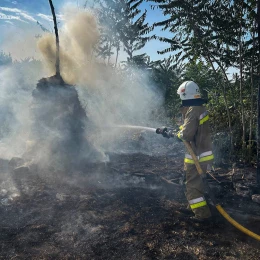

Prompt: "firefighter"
[156,81,214,221]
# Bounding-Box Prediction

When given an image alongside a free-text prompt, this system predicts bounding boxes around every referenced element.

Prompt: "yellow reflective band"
[184,158,195,164]
[177,130,183,139]
[190,201,207,209]
[199,154,214,162]
[185,155,214,164]
[179,125,183,130]
[199,115,209,125]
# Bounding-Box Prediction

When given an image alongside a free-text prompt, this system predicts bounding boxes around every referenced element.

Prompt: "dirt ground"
[0,150,260,259]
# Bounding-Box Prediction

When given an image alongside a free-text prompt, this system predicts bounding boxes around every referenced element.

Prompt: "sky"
[0,0,171,61]
[0,0,237,77]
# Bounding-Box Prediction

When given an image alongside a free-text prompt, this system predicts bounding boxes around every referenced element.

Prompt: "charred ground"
[0,150,260,260]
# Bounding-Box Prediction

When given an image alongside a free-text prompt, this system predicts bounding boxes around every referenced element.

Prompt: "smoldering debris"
[252,194,260,204]
[1,154,260,259]
[26,75,106,169]
[31,9,105,167]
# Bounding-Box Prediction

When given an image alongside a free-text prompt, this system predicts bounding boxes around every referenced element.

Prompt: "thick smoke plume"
[37,9,100,86]
[37,7,166,156]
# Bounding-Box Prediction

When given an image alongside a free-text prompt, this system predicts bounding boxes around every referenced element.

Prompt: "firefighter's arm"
[176,108,198,141]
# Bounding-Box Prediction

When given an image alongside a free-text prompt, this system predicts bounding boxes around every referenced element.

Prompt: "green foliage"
[144,0,260,165]
[96,0,153,65]
[182,61,216,99]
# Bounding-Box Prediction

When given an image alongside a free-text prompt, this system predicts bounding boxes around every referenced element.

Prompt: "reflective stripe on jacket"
[177,106,214,164]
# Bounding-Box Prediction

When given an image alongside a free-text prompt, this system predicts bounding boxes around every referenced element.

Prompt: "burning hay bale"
[25,74,104,169]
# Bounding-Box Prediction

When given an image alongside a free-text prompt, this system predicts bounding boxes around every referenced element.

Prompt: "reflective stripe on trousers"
[188,196,207,209]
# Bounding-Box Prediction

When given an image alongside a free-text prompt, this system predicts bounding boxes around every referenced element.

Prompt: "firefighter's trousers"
[184,162,211,219]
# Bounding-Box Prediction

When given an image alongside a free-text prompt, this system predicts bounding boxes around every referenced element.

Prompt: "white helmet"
[177,81,201,100]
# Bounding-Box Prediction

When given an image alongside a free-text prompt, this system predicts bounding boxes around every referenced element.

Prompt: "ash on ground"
[0,151,259,259]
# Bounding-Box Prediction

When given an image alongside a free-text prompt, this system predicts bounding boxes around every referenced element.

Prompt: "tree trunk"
[257,79,260,184]
[249,21,256,163]
[48,0,60,78]
[238,5,246,161]
[115,45,120,67]
[249,63,254,162]
[107,40,112,65]
[257,0,260,184]
[239,42,246,155]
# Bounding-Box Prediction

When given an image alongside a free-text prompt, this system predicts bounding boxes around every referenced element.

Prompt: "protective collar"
[181,98,207,107]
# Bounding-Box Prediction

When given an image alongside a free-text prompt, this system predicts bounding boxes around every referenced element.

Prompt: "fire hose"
[183,140,260,241]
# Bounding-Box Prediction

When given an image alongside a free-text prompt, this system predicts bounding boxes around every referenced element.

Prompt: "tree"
[257,0,260,183]
[147,0,238,150]
[147,0,260,163]
[96,0,153,66]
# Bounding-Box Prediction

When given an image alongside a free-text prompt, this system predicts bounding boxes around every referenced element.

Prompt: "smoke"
[0,4,181,205]
[0,60,45,160]
[37,7,167,156]
[37,8,100,86]
[0,22,42,61]
[0,6,168,170]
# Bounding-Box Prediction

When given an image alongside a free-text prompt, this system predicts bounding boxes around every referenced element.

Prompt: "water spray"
[112,125,156,133]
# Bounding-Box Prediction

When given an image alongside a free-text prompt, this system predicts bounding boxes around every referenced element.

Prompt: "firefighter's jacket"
[177,105,214,164]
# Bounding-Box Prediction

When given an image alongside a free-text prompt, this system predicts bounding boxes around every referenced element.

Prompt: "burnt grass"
[0,153,260,259]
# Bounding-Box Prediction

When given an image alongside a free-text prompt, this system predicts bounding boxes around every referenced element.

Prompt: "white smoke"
[37,7,166,155]
[0,6,167,164]
[0,61,45,159]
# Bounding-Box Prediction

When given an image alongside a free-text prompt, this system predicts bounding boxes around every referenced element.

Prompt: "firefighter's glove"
[174,133,182,142]
[175,130,183,142]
